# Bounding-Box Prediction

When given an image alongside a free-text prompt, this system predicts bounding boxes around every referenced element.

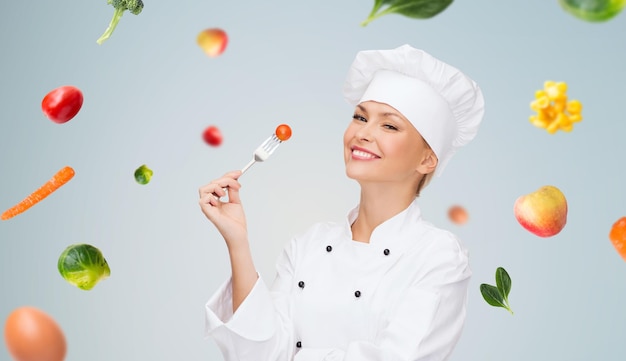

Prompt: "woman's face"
[343,101,435,185]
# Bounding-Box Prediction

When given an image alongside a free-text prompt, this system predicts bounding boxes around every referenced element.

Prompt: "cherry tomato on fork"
[275,124,292,141]
[41,86,84,124]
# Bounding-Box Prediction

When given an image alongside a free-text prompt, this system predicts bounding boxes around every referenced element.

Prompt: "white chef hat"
[342,44,485,177]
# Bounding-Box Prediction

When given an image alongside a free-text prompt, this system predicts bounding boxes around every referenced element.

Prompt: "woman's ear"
[417,150,438,175]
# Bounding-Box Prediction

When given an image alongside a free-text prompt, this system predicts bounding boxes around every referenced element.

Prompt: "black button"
[298,281,305,289]
[296,341,302,348]
[326,245,332,252]
[383,249,390,256]
[354,290,361,298]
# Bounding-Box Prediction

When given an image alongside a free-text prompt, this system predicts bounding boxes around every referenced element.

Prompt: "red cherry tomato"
[203,125,223,147]
[41,86,84,124]
[275,124,292,141]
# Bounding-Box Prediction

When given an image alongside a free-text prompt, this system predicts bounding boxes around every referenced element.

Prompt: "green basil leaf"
[385,0,454,19]
[480,284,507,308]
[495,267,512,299]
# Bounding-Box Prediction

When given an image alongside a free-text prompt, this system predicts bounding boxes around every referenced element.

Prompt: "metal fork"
[216,133,283,199]
[240,133,283,174]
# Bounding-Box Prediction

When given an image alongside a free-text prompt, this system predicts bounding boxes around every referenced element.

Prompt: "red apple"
[514,185,567,237]
[197,28,228,57]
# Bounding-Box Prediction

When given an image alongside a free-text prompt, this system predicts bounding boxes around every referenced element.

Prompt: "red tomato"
[275,124,292,141]
[203,126,223,147]
[41,86,84,124]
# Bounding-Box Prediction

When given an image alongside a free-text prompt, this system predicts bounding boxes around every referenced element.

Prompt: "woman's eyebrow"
[357,104,368,113]
[382,112,402,119]
[381,112,408,124]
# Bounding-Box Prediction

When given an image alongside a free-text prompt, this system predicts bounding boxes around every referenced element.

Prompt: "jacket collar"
[343,198,423,252]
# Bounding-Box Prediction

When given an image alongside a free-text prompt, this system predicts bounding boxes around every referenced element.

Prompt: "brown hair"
[416,172,434,197]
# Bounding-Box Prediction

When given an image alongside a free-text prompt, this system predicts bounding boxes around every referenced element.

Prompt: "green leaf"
[495,267,512,300]
[480,284,507,308]
[480,268,514,315]
[385,0,453,19]
[559,0,626,22]
[361,0,453,26]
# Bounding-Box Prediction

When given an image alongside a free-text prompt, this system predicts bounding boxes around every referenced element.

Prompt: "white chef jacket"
[204,199,471,361]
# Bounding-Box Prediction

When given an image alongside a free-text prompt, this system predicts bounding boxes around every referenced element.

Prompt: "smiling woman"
[343,101,436,195]
[198,44,485,361]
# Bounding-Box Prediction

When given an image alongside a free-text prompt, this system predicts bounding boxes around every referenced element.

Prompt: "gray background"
[1,1,625,360]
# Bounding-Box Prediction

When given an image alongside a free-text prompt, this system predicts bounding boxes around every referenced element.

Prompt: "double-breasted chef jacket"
[205,199,472,361]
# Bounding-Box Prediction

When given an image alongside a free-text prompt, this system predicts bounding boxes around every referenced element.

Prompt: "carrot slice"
[1,166,75,220]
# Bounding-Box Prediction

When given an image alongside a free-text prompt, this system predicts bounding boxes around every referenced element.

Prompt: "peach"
[197,28,228,57]
[514,185,567,237]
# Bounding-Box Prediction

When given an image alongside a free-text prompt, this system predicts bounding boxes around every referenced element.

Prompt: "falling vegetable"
[275,124,292,141]
[609,216,626,261]
[480,267,514,315]
[97,0,144,45]
[559,0,625,22]
[41,85,84,124]
[361,0,453,26]
[1,166,75,221]
[58,244,111,291]
[134,164,153,185]
[203,125,223,147]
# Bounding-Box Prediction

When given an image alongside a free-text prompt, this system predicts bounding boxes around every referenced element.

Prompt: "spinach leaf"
[361,0,453,26]
[480,267,514,314]
[495,266,512,300]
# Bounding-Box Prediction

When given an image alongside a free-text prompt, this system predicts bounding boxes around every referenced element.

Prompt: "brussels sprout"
[134,164,153,185]
[559,0,625,22]
[58,244,110,290]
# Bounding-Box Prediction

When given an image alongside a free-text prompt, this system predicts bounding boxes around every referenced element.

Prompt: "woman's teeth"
[353,149,377,159]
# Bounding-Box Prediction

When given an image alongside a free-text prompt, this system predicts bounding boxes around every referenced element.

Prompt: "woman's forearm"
[228,242,259,313]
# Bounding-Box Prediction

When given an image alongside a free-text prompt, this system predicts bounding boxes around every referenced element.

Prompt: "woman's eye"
[352,114,367,122]
[383,124,398,130]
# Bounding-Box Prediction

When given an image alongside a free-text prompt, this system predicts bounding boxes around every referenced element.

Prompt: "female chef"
[198,44,485,361]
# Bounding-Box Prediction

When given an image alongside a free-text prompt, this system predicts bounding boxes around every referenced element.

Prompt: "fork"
[240,133,283,175]
[216,133,283,198]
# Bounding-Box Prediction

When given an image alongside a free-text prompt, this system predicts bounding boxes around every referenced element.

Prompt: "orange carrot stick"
[1,166,75,220]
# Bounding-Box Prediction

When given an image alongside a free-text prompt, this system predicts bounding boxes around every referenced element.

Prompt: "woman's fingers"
[198,170,245,208]
[226,183,242,204]
[199,172,242,196]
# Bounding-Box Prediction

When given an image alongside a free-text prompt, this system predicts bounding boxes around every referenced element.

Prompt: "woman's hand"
[199,170,248,248]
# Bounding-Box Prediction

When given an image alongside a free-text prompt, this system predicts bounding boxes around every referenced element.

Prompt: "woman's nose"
[354,124,373,141]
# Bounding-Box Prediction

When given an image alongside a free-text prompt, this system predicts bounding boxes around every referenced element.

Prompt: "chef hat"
[342,44,485,177]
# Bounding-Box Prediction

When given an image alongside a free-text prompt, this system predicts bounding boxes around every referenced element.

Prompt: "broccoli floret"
[96,0,144,45]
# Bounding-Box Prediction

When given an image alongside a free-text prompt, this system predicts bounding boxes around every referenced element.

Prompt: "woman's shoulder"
[411,218,468,258]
